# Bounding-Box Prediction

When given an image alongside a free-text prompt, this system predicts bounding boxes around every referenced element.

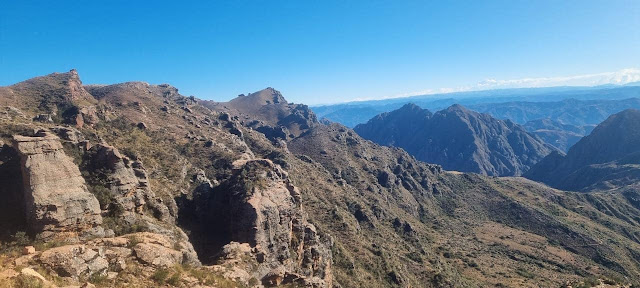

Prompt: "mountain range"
[312,86,640,128]
[314,88,640,153]
[354,103,556,176]
[1,71,640,287]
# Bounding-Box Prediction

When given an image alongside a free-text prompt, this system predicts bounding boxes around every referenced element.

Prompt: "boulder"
[11,131,103,239]
[136,122,148,130]
[50,126,84,143]
[33,114,53,123]
[20,268,48,283]
[39,245,108,279]
[79,106,99,126]
[22,246,35,255]
[132,243,182,268]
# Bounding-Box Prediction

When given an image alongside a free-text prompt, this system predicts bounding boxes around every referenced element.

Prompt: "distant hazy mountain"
[312,85,640,127]
[522,118,596,152]
[354,103,556,176]
[525,109,640,191]
[470,97,640,126]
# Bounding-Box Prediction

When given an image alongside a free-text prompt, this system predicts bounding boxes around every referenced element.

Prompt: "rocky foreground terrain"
[0,70,640,287]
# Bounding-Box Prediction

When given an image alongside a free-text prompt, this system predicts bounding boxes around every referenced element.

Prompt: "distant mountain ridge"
[522,118,595,152]
[354,103,556,176]
[525,109,640,191]
[312,85,640,128]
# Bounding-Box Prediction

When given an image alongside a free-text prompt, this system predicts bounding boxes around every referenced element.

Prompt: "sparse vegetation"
[12,274,43,288]
[151,268,170,284]
[88,272,109,285]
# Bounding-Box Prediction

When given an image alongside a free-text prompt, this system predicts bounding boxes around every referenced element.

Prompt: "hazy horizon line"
[312,68,640,106]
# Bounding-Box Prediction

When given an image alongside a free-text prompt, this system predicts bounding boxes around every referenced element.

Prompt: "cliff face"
[11,130,103,240]
[182,158,332,286]
[355,103,556,176]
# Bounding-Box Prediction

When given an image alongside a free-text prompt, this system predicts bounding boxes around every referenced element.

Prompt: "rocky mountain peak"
[232,87,288,107]
[203,88,317,140]
[445,103,467,111]
[395,102,431,116]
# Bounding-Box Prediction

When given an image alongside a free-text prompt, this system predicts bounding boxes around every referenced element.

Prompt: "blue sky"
[1,1,639,105]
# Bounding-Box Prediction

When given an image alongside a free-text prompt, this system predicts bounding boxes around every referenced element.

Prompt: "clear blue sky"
[1,0,639,105]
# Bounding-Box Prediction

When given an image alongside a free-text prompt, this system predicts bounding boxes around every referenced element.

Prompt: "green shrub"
[126,236,142,248]
[151,268,170,284]
[12,231,30,246]
[167,271,181,286]
[88,272,108,285]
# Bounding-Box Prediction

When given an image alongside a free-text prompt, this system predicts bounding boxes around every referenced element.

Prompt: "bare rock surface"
[85,143,172,222]
[202,159,333,286]
[30,232,197,280]
[11,130,103,239]
[39,245,108,279]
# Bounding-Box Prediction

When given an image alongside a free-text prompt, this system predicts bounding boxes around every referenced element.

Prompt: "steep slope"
[355,104,556,176]
[526,109,640,191]
[0,70,98,126]
[351,103,432,146]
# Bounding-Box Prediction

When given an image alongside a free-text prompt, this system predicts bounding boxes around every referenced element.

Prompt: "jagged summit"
[231,87,287,107]
[398,102,422,111]
[202,87,317,139]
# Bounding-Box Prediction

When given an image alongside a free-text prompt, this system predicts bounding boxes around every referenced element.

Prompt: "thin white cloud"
[475,68,640,88]
[351,68,640,102]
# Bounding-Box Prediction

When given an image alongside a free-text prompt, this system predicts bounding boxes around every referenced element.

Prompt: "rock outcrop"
[83,144,173,223]
[11,130,103,239]
[39,245,109,278]
[17,232,194,281]
[195,159,332,286]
